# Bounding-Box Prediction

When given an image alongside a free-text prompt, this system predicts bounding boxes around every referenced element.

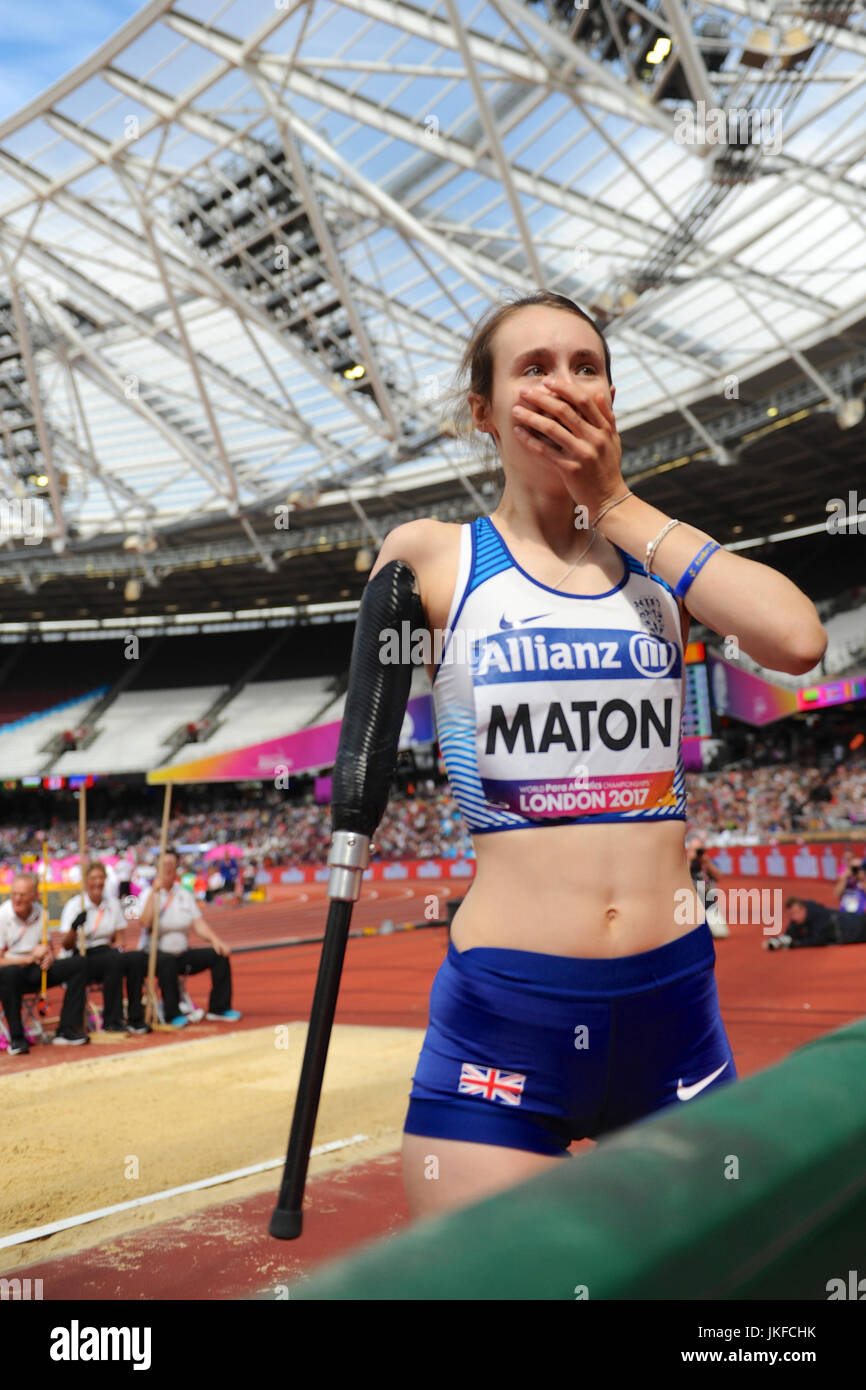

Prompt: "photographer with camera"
[834,854,866,915]
[766,894,866,951]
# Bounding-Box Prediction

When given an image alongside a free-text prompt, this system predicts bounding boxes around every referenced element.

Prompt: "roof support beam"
[658,0,716,114]
[29,288,230,501]
[159,12,677,249]
[442,0,544,285]
[2,272,67,550]
[248,68,402,441]
[328,0,683,141]
[0,139,388,440]
[707,0,866,63]
[121,171,242,511]
[0,220,378,468]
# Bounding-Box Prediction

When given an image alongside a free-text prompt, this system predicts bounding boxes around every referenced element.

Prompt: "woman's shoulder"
[369,518,467,640]
[369,517,464,581]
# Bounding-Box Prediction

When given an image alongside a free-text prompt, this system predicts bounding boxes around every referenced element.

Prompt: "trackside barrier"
[288,1017,866,1300]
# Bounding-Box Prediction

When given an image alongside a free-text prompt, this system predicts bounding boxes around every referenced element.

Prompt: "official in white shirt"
[130,849,241,1028]
[0,873,89,1054]
[58,861,131,1034]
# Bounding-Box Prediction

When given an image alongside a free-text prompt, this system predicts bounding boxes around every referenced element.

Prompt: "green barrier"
[288,1018,866,1300]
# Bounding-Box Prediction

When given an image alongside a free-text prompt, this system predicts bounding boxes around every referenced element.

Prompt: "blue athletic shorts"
[404,923,736,1156]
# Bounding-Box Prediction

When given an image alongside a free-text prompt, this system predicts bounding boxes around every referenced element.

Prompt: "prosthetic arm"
[270,560,424,1238]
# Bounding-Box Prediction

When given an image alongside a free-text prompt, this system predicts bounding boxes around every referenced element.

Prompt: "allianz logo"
[629,632,677,678]
[476,630,677,679]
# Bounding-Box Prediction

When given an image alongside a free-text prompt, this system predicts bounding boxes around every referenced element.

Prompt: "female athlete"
[369,292,827,1220]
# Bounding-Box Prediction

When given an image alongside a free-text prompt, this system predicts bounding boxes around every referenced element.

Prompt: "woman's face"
[86,869,106,904]
[468,305,615,474]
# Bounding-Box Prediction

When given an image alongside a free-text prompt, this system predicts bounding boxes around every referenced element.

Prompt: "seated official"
[0,873,89,1053]
[764,896,866,950]
[128,849,241,1029]
[58,861,141,1034]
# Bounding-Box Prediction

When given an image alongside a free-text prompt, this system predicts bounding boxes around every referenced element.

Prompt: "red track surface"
[8,875,865,1299]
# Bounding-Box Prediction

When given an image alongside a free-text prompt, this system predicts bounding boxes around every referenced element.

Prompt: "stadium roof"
[0,0,865,615]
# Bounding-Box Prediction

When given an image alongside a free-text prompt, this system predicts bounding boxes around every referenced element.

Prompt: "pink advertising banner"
[707,654,800,726]
[147,695,435,785]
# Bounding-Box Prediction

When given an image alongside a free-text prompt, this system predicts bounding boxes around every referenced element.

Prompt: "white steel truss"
[0,0,863,549]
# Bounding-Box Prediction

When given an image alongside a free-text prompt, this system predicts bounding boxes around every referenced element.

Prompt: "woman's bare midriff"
[451,819,697,958]
[412,518,699,961]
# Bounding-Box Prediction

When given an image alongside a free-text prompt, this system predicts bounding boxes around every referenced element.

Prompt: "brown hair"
[84,860,107,880]
[440,292,612,494]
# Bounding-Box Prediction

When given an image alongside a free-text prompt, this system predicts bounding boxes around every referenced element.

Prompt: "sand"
[0,1023,423,1272]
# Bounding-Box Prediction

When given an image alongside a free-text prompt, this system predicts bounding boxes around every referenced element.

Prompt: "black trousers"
[832,911,866,945]
[123,948,232,1021]
[160,948,232,1019]
[82,945,126,1029]
[0,957,88,1042]
[121,951,153,1026]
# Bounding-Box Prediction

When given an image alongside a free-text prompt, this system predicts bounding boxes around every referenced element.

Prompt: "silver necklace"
[552,527,597,589]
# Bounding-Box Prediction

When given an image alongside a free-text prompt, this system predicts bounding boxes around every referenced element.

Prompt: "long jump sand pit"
[0,1023,423,1272]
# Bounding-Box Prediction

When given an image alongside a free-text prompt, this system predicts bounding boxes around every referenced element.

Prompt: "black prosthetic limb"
[270,560,424,1238]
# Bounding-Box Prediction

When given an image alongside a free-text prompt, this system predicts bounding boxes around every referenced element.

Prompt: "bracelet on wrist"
[645,518,681,575]
[591,490,633,528]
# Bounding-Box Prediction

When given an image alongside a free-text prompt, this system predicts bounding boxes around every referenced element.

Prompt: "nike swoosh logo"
[676,1061,729,1101]
[499,612,552,630]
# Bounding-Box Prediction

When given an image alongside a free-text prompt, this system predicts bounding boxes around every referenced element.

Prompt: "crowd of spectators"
[1,758,864,872]
[687,758,866,841]
[0,783,471,871]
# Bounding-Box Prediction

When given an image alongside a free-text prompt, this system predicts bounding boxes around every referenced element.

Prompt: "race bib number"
[472,626,682,820]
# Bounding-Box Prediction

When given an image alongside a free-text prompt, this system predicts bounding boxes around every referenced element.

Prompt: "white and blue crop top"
[431,515,687,834]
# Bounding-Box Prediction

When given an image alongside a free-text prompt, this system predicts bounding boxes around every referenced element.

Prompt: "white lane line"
[0,1133,370,1250]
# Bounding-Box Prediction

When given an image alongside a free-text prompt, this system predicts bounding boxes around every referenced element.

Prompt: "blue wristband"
[674,541,720,599]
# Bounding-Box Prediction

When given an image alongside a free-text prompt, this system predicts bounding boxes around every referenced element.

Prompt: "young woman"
[370,292,826,1220]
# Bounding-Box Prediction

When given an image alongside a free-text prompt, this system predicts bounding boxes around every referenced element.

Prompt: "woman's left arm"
[598,494,826,675]
[513,382,827,676]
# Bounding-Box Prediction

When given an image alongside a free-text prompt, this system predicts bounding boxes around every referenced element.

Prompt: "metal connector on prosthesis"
[327,830,371,901]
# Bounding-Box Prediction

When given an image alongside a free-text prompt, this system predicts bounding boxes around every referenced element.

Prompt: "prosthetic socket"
[328,560,425,901]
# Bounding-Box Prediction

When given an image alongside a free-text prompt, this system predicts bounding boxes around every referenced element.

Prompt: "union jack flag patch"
[458,1063,526,1106]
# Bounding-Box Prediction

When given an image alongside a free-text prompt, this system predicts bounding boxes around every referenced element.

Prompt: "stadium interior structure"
[0,0,865,1309]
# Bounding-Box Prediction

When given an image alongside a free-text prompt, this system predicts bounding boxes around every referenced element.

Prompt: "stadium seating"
[0,641,120,726]
[167,676,338,761]
[317,664,432,725]
[0,696,99,777]
[822,602,866,675]
[55,688,227,775]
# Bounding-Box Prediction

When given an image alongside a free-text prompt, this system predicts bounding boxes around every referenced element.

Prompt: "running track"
[6,875,864,1298]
